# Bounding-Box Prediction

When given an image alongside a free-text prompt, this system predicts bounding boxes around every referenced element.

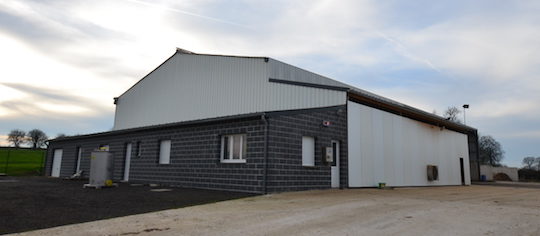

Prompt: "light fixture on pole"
[462,104,469,125]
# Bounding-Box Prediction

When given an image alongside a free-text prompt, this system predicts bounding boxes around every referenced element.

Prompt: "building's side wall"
[347,101,471,187]
[266,106,348,192]
[114,54,346,130]
[46,117,266,193]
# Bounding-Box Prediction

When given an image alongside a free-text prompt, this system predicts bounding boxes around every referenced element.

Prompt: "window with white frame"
[159,140,171,164]
[302,136,315,166]
[221,134,247,163]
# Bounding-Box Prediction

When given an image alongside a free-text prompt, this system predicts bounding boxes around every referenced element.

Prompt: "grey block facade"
[46,106,347,194]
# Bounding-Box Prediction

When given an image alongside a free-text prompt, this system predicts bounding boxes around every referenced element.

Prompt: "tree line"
[6,129,66,149]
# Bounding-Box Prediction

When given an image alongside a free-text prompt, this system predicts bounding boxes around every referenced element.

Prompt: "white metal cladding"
[113,53,346,130]
[347,101,471,187]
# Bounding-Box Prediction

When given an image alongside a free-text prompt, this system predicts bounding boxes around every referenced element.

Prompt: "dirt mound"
[493,173,512,181]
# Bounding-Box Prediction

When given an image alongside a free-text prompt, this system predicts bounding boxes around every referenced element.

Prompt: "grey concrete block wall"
[46,116,266,193]
[265,106,348,192]
[45,106,348,194]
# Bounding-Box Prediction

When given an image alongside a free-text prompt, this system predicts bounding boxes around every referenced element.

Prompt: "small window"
[159,140,171,164]
[302,136,315,166]
[221,134,247,163]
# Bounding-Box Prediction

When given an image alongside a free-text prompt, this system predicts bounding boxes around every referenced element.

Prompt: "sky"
[0,0,539,167]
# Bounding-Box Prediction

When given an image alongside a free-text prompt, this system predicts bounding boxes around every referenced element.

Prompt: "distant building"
[46,48,479,193]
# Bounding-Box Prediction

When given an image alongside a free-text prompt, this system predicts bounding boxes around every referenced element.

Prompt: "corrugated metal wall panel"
[348,101,471,187]
[114,54,346,130]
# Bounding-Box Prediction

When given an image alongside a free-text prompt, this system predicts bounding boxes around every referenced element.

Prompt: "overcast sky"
[0,0,539,167]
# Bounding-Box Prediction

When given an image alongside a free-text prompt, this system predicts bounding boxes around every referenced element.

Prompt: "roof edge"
[49,112,264,142]
[348,90,477,134]
[116,49,180,99]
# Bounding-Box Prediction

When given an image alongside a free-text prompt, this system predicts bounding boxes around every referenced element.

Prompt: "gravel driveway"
[0,176,252,234]
[11,184,540,236]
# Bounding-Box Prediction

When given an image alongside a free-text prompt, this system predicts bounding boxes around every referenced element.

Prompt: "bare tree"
[27,129,48,149]
[7,129,26,147]
[479,135,504,166]
[536,157,540,171]
[56,133,67,138]
[443,106,462,123]
[522,157,536,169]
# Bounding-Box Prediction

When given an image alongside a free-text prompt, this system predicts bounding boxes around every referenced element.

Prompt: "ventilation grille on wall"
[427,165,439,181]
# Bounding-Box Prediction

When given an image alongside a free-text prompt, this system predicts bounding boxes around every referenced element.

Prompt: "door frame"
[123,143,132,181]
[460,157,465,185]
[331,140,340,188]
[51,149,63,177]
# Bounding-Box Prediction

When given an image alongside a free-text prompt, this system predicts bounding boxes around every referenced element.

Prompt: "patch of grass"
[0,148,46,176]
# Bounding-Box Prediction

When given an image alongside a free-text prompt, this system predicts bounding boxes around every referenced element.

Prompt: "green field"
[0,148,46,176]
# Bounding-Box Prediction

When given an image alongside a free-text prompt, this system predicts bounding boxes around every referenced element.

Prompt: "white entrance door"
[123,143,132,181]
[51,149,63,177]
[331,141,340,188]
[75,147,82,172]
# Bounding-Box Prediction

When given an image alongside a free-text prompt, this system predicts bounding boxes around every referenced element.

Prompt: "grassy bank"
[0,148,46,176]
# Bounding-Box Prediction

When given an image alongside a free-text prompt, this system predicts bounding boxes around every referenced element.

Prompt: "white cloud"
[0,135,8,146]
[393,15,540,83]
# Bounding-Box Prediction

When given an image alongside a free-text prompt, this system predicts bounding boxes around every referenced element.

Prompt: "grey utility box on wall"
[84,150,115,188]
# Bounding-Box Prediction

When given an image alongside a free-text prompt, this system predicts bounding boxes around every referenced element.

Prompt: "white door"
[123,143,132,181]
[51,149,63,177]
[331,141,340,188]
[75,147,82,172]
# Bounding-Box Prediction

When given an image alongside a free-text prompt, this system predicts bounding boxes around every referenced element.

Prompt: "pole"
[462,104,469,125]
[463,108,466,125]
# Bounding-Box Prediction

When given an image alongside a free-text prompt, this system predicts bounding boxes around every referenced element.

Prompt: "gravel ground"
[0,176,253,234]
[11,184,540,236]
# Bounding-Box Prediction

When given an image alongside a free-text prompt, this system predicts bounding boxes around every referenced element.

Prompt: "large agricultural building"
[46,48,480,193]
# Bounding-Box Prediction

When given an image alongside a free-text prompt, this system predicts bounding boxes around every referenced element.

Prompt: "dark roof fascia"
[268,78,350,91]
[347,90,477,134]
[49,113,264,143]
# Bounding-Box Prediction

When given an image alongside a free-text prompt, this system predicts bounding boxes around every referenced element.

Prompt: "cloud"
[0,83,109,118]
[0,0,151,80]
[0,135,8,146]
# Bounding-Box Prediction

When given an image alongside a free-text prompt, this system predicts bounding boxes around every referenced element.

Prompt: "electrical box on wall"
[324,147,333,163]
